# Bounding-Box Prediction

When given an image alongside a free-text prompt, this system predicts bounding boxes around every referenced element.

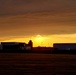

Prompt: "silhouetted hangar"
[53,43,76,50]
[0,42,33,50]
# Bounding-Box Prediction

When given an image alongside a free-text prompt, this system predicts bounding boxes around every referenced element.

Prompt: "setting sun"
[35,35,43,42]
[34,35,44,46]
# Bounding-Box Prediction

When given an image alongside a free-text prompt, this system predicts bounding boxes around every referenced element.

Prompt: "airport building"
[0,42,26,50]
[0,41,33,51]
[53,43,76,50]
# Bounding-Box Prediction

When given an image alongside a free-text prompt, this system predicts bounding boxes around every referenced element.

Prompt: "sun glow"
[2,34,76,47]
[34,35,44,46]
[35,35,43,41]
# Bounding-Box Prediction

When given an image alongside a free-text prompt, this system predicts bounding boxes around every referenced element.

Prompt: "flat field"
[0,53,76,75]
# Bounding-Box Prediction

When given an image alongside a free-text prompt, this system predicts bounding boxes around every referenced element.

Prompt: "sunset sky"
[0,0,76,47]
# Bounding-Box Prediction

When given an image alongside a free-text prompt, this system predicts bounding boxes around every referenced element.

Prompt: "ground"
[0,53,76,75]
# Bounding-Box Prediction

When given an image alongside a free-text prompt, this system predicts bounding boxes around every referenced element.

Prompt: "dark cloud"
[0,12,76,37]
[0,0,76,37]
[0,0,76,16]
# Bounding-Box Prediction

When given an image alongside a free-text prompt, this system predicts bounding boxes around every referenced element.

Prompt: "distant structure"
[28,40,33,48]
[0,42,26,50]
[53,43,76,50]
[0,41,33,51]
[25,40,33,50]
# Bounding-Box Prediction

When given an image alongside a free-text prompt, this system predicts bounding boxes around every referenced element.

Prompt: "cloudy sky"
[0,0,76,46]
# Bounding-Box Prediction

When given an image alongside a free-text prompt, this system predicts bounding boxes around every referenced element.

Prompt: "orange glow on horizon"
[1,34,76,47]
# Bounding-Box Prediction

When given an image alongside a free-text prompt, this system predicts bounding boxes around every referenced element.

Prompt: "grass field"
[0,53,76,75]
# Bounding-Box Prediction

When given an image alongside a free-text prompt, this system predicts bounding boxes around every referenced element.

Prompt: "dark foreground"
[0,53,76,75]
